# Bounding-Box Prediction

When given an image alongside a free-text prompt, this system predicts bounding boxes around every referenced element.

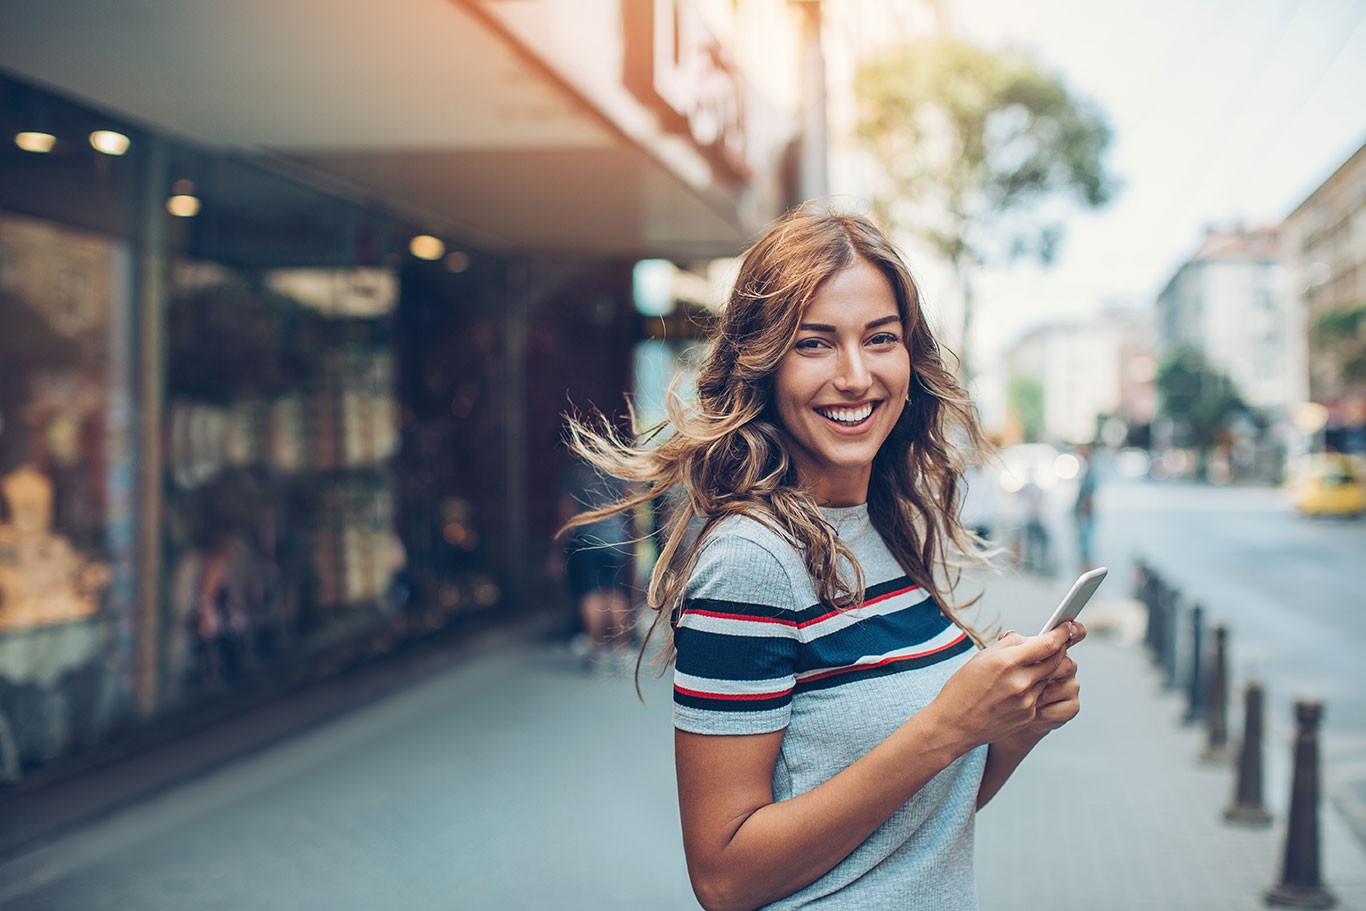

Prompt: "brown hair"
[565,202,993,681]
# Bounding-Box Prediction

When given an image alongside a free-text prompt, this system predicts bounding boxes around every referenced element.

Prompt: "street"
[1065,468,1366,842]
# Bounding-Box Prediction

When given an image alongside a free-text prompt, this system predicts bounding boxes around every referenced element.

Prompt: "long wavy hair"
[565,203,994,677]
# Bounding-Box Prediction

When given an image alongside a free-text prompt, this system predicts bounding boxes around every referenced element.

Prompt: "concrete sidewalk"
[0,570,1362,910]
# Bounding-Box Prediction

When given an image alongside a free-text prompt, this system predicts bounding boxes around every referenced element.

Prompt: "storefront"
[0,0,817,780]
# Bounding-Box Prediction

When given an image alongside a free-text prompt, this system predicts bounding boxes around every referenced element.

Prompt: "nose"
[834,344,872,394]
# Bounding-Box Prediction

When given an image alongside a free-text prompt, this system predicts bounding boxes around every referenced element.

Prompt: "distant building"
[1005,307,1155,445]
[1155,226,1305,417]
[1282,142,1366,452]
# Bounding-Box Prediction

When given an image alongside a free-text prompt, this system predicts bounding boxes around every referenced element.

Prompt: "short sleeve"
[672,531,801,735]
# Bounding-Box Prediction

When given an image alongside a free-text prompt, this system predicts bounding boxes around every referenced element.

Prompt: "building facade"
[0,0,820,780]
[1282,142,1366,453]
[1155,226,1305,417]
[1005,307,1154,446]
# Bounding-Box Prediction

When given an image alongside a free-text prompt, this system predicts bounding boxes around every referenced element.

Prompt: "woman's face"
[772,258,911,507]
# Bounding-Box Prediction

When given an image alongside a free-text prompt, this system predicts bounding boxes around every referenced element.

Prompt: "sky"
[938,0,1366,359]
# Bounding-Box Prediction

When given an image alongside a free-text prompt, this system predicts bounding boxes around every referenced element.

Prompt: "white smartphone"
[1038,567,1108,636]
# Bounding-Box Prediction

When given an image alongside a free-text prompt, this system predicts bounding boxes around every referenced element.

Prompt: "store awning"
[0,0,759,259]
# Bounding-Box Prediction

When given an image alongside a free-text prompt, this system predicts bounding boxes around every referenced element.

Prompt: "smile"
[814,401,879,427]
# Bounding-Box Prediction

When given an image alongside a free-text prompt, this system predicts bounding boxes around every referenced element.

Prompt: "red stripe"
[796,631,968,684]
[674,684,794,702]
[796,585,921,629]
[683,609,797,627]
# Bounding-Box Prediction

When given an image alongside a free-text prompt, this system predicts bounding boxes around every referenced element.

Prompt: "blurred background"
[0,0,1364,906]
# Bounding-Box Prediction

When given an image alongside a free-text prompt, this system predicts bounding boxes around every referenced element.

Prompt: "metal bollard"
[1223,680,1268,823]
[1183,604,1205,724]
[1202,625,1232,763]
[1264,700,1337,909]
[1144,569,1163,660]
[1139,564,1158,656]
[1161,586,1181,690]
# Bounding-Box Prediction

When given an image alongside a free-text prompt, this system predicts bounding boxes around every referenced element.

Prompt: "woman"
[566,204,1083,910]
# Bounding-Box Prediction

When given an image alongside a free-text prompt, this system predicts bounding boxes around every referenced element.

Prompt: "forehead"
[802,259,901,322]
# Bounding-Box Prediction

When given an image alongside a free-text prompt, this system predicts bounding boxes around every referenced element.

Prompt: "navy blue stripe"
[673,689,793,713]
[681,597,808,624]
[796,602,952,674]
[680,577,921,626]
[795,635,975,694]
[859,576,919,604]
[674,625,798,682]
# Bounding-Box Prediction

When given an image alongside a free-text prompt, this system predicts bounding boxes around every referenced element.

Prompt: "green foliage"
[855,37,1115,269]
[1007,374,1045,442]
[1156,348,1246,450]
[1312,303,1366,383]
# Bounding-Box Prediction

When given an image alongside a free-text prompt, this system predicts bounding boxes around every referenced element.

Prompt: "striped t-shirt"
[673,504,987,911]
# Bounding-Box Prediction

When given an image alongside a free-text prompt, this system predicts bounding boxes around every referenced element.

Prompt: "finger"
[1038,677,1080,705]
[1049,655,1078,682]
[996,630,1024,648]
[1011,626,1070,663]
[1066,621,1089,647]
[1024,641,1071,680]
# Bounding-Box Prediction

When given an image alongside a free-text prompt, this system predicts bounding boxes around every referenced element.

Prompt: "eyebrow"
[798,315,902,333]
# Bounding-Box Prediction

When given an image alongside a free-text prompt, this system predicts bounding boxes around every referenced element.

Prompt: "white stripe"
[674,670,794,696]
[798,586,931,639]
[677,611,799,638]
[794,624,965,681]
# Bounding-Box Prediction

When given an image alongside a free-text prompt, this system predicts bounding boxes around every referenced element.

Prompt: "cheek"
[772,361,810,415]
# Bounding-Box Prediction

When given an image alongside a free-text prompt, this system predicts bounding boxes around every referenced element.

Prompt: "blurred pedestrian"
[1073,443,1097,573]
[555,458,635,668]
[1018,476,1052,575]
[563,204,1084,910]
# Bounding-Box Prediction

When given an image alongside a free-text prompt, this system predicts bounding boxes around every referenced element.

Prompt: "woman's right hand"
[928,625,1073,751]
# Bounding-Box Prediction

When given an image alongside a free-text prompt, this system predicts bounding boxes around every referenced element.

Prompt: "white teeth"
[818,403,874,424]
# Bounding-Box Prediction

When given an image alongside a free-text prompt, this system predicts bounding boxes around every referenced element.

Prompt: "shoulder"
[686,513,807,608]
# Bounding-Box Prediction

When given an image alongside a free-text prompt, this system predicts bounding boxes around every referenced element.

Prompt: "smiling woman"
[562,202,1086,911]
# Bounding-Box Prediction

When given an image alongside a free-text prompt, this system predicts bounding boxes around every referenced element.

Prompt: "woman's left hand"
[1022,620,1086,739]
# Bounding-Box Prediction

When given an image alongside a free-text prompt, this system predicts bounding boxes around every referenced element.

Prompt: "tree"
[1007,374,1044,442]
[1312,302,1366,388]
[856,38,1115,374]
[1155,348,1246,478]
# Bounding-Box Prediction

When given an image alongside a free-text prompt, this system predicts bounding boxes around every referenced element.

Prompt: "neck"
[806,471,870,508]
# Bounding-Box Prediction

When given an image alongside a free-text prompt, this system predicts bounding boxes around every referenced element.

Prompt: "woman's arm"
[676,627,1073,911]
[976,621,1087,810]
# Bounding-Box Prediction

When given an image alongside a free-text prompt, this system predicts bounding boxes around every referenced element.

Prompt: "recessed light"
[166,195,201,217]
[89,130,130,155]
[410,235,445,261]
[15,132,56,153]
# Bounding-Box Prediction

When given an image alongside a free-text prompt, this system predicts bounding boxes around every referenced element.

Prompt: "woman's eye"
[794,337,828,351]
[869,332,901,346]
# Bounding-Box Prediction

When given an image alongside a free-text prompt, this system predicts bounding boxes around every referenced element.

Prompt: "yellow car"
[1295,453,1366,517]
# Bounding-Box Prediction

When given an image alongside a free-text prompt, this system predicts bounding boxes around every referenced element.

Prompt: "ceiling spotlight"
[15,132,56,153]
[89,130,130,156]
[166,195,201,217]
[409,235,445,261]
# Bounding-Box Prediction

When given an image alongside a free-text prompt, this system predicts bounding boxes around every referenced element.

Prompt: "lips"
[814,401,879,427]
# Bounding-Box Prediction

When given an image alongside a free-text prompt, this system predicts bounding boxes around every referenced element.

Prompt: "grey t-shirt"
[673,504,987,910]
